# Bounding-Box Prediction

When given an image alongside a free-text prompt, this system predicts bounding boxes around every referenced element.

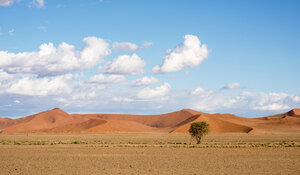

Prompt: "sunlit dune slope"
[0,108,299,134]
[1,108,88,134]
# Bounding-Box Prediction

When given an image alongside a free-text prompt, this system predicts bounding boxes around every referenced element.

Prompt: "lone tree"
[189,121,210,144]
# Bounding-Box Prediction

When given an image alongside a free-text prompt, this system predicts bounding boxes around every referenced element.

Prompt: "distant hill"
[1,108,300,134]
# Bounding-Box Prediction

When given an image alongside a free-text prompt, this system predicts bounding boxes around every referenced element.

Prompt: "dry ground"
[0,133,300,175]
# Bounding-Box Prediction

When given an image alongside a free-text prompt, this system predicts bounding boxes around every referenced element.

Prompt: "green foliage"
[72,140,81,144]
[189,121,210,144]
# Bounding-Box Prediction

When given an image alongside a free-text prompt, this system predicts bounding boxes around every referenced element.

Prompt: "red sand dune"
[0,108,300,134]
[171,113,253,133]
[287,108,300,116]
[0,118,14,130]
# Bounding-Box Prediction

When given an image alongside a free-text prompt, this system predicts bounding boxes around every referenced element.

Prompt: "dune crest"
[0,108,300,134]
[287,108,300,116]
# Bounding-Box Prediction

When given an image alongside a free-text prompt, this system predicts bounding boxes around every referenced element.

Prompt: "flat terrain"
[0,133,300,175]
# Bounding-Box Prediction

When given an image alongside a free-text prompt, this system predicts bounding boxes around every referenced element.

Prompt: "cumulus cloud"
[0,70,13,80]
[87,74,125,84]
[6,74,74,96]
[112,41,152,52]
[291,95,300,102]
[191,87,213,97]
[71,91,96,101]
[130,76,160,87]
[221,82,241,90]
[253,103,290,111]
[0,0,14,6]
[1,73,299,117]
[0,37,111,76]
[112,42,138,52]
[31,0,45,8]
[0,34,298,117]
[0,70,14,90]
[137,83,171,99]
[152,35,208,73]
[190,87,300,112]
[99,54,146,75]
[240,92,293,111]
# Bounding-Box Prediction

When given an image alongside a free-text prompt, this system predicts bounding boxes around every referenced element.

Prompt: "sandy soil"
[0,146,299,175]
[0,133,299,175]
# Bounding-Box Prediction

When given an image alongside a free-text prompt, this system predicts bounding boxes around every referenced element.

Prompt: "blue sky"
[0,0,299,118]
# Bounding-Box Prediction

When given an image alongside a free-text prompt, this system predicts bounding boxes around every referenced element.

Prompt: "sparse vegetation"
[0,137,299,175]
[72,140,81,144]
[1,133,300,148]
[189,121,210,144]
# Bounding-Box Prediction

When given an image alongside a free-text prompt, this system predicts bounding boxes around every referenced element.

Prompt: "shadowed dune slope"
[171,114,253,134]
[47,118,158,133]
[0,108,299,134]
[73,109,202,128]
[46,119,108,133]
[287,108,300,116]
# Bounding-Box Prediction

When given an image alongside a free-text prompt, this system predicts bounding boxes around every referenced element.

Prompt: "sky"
[0,0,299,118]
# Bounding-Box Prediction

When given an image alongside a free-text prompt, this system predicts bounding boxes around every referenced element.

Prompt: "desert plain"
[0,108,300,174]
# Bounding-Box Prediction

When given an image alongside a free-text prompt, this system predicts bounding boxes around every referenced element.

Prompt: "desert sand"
[0,108,299,134]
[0,133,299,175]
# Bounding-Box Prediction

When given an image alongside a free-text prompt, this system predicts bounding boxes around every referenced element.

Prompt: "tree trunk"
[196,136,201,144]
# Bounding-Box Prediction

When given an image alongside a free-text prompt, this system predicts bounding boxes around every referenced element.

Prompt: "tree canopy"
[189,121,210,144]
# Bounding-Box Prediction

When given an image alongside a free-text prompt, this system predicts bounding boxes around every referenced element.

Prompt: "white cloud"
[152,35,208,73]
[191,87,213,97]
[130,76,160,87]
[112,42,138,52]
[31,0,45,8]
[0,37,111,76]
[1,74,299,117]
[6,74,74,96]
[112,41,152,52]
[221,82,241,90]
[71,91,96,101]
[290,95,300,102]
[191,87,205,95]
[0,69,13,80]
[137,83,171,99]
[68,81,106,101]
[99,54,146,75]
[0,34,298,117]
[0,70,14,90]
[240,92,292,111]
[0,0,14,6]
[253,103,290,111]
[112,97,134,102]
[8,29,14,36]
[87,74,125,84]
[190,88,299,112]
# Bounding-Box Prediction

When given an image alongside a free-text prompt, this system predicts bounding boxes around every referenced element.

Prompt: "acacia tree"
[189,121,210,144]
